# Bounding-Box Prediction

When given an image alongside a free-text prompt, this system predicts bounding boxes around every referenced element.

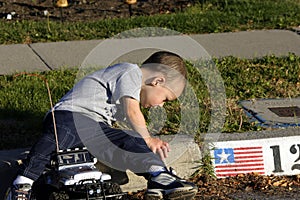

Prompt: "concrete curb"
[206,127,300,178]
[205,127,300,142]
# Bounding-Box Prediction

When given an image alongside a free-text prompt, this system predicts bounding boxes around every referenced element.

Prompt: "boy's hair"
[142,51,187,80]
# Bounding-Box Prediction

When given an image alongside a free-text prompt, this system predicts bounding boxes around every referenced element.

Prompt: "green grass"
[1,54,299,150]
[0,70,77,149]
[0,0,299,44]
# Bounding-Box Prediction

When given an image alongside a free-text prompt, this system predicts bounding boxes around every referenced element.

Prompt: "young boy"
[11,51,198,200]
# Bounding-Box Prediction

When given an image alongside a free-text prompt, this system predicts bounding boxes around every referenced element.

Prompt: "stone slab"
[0,44,49,75]
[239,98,300,128]
[205,127,300,142]
[191,30,300,58]
[29,40,101,70]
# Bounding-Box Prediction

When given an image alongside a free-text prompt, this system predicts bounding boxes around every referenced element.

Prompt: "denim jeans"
[20,111,164,181]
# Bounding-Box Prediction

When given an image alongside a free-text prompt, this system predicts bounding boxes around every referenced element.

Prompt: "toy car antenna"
[14,73,60,153]
[45,78,60,153]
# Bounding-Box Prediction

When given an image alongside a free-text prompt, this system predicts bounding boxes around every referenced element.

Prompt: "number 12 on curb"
[212,135,300,178]
[270,144,300,173]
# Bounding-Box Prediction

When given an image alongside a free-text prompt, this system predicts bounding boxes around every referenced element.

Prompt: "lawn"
[1,54,299,150]
[0,0,299,44]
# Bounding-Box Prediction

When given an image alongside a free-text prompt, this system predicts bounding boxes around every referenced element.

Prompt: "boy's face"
[140,78,185,108]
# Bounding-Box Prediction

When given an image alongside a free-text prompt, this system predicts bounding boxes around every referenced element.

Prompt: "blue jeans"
[20,111,165,181]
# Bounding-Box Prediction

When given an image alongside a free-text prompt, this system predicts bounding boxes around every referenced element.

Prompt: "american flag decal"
[213,146,265,177]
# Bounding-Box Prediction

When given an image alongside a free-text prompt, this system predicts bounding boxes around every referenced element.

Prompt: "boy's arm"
[120,96,170,160]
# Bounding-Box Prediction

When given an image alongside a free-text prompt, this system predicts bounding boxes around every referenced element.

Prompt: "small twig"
[47,11,51,32]
[128,4,133,17]
[14,72,59,153]
[239,109,243,131]
[60,7,64,23]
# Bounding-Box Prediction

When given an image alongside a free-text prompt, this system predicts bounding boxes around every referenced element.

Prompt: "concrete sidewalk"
[0,29,299,75]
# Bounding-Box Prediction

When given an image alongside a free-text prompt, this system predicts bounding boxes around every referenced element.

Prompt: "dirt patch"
[0,0,193,21]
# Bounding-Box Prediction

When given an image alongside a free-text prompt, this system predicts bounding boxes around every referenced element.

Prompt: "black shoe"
[145,168,197,200]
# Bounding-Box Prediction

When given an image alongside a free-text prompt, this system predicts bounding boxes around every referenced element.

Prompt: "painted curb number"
[271,144,300,173]
[212,136,300,178]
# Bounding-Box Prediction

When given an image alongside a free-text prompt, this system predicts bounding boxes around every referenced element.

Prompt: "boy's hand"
[144,137,170,160]
[120,97,170,160]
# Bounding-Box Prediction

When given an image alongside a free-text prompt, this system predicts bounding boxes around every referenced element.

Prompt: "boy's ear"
[151,77,165,86]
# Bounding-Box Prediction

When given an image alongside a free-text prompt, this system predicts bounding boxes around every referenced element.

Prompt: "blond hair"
[142,51,187,80]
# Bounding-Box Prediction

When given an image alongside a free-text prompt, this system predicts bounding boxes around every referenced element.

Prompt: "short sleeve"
[112,66,142,103]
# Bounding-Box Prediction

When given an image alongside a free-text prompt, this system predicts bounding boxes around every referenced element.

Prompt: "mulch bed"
[0,0,193,21]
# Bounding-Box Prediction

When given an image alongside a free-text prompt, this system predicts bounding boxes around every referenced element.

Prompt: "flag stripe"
[235,147,262,150]
[235,159,263,163]
[235,155,263,159]
[215,163,264,168]
[216,167,265,172]
[234,150,263,154]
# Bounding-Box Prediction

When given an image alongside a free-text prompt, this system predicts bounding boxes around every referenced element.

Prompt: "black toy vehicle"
[6,148,127,200]
[32,147,127,200]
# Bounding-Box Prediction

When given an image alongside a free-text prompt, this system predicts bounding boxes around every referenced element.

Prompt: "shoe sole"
[145,188,197,200]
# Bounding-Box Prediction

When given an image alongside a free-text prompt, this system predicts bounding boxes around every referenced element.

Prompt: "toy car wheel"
[107,183,127,199]
[107,183,122,195]
[49,191,69,200]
